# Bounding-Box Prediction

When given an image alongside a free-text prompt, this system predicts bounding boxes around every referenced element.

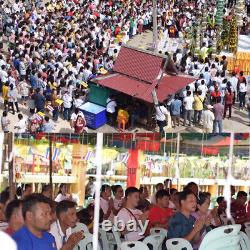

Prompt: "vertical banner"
[127,149,139,187]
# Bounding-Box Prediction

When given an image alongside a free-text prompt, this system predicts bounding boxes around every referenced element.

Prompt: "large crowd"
[0,0,250,134]
[0,180,249,249]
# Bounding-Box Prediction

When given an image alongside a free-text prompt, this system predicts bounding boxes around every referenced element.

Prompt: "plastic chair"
[120,241,149,250]
[220,214,235,225]
[143,234,165,250]
[72,222,89,234]
[239,231,250,250]
[150,227,168,238]
[165,238,192,250]
[74,233,101,250]
[199,224,241,250]
[244,222,250,229]
[112,225,124,249]
[99,227,116,250]
[245,228,250,239]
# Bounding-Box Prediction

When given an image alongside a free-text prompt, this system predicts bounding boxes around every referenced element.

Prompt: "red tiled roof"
[113,46,164,83]
[156,75,196,102]
[94,73,195,103]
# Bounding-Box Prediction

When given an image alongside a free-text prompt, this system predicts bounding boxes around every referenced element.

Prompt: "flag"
[46,147,60,160]
[121,152,130,164]
[47,105,54,113]
[85,149,93,161]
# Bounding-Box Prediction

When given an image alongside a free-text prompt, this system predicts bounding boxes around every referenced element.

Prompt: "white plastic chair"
[245,228,250,239]
[74,233,101,250]
[150,227,168,238]
[220,214,235,225]
[244,222,250,229]
[112,225,124,249]
[120,241,149,250]
[199,224,241,250]
[99,227,116,250]
[239,231,250,250]
[165,238,192,250]
[143,234,165,250]
[72,222,89,234]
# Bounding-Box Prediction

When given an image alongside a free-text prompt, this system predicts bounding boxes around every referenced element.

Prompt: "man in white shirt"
[70,108,85,129]
[50,200,84,250]
[198,80,208,98]
[106,95,117,126]
[155,103,169,134]
[183,91,194,126]
[14,114,26,133]
[117,187,148,241]
[228,72,238,104]
[62,91,72,121]
[203,105,215,133]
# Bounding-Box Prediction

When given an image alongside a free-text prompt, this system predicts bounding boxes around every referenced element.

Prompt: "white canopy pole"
[224,132,234,219]
[93,133,103,250]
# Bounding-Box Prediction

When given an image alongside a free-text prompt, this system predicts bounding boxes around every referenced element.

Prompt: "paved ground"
[1,29,250,133]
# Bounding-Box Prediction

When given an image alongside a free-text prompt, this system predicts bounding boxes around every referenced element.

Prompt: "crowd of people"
[0,179,250,249]
[0,0,249,134]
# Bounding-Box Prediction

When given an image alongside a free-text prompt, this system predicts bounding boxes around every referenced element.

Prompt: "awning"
[94,73,195,103]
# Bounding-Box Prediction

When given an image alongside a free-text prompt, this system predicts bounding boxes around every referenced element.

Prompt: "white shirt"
[15,119,26,133]
[50,220,72,250]
[198,85,208,98]
[55,193,69,202]
[62,93,72,108]
[106,98,117,113]
[117,208,143,241]
[183,96,194,110]
[203,110,215,129]
[156,105,169,121]
[239,83,247,92]
[229,76,238,92]
[100,197,114,222]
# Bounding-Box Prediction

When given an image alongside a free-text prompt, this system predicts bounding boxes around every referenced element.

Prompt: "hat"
[207,105,213,109]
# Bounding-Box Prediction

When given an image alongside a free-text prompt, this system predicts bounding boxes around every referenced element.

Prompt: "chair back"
[165,238,192,250]
[72,222,89,234]
[245,228,250,239]
[244,222,250,229]
[74,233,101,250]
[199,224,241,250]
[112,225,123,248]
[99,227,116,250]
[239,231,250,250]
[143,234,165,250]
[220,214,235,225]
[150,227,168,238]
[120,241,149,250]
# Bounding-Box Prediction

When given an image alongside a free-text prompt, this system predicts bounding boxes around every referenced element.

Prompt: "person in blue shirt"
[170,94,182,128]
[167,190,205,247]
[12,194,57,250]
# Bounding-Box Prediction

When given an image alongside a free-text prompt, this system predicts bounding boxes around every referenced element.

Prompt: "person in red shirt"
[4,200,24,235]
[148,190,174,231]
[231,191,248,225]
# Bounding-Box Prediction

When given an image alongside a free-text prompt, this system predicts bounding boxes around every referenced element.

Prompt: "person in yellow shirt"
[117,108,129,132]
[2,82,9,110]
[193,90,204,125]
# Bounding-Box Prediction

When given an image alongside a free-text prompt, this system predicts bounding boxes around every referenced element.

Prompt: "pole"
[93,133,103,250]
[152,0,158,52]
[8,133,15,200]
[176,133,180,190]
[49,137,53,199]
[224,132,234,219]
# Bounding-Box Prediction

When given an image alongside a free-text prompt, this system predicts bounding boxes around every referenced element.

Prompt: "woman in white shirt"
[112,185,124,215]
[239,80,247,109]
[55,184,71,202]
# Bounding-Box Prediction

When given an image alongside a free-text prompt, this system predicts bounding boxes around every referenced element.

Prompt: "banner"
[126,149,139,187]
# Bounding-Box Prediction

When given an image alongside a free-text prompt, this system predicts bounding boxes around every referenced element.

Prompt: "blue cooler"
[79,102,107,129]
